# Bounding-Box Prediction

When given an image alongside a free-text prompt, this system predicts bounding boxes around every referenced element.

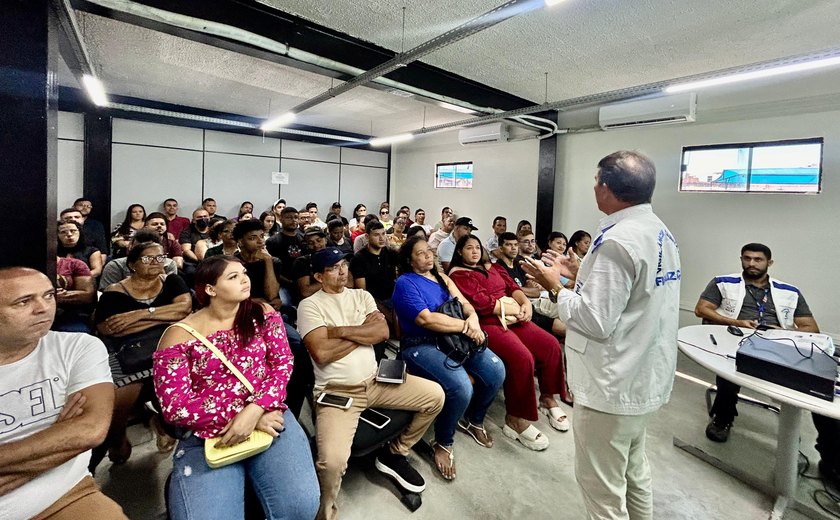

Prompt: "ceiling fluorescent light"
[261,112,296,131]
[369,133,414,147]
[665,55,840,93]
[544,0,566,5]
[82,74,108,107]
[439,101,477,115]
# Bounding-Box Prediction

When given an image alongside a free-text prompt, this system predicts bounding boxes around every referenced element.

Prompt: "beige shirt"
[297,288,378,389]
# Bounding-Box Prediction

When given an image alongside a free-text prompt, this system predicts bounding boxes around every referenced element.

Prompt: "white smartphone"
[316,392,353,409]
[359,408,391,429]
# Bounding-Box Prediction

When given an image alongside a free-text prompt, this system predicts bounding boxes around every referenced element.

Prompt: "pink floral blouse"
[153,311,293,439]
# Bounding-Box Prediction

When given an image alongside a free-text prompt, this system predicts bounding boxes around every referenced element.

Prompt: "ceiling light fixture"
[665,55,840,93]
[82,74,108,107]
[369,133,414,147]
[544,0,566,6]
[439,101,478,115]
[261,112,296,131]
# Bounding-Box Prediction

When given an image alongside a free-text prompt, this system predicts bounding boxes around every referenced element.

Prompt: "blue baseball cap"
[312,248,350,273]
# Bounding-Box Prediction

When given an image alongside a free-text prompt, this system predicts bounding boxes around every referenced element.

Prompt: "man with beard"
[694,243,826,443]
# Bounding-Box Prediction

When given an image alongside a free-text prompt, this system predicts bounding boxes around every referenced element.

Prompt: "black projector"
[736,336,837,402]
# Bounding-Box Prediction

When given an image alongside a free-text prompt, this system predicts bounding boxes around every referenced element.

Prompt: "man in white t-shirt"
[297,248,444,520]
[0,267,125,520]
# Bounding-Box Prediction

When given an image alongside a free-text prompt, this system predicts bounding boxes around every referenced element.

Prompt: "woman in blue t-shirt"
[392,236,505,481]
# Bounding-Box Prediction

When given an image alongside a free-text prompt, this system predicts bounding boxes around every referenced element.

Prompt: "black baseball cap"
[330,202,342,209]
[312,248,350,273]
[303,225,326,238]
[455,217,478,230]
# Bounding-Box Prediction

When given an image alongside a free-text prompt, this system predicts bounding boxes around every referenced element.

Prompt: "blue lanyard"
[746,285,769,325]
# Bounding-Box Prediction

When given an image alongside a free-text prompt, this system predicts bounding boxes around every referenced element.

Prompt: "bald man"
[0,267,126,519]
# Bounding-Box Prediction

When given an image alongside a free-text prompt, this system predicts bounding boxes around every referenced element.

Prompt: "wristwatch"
[148,307,156,315]
[548,284,563,303]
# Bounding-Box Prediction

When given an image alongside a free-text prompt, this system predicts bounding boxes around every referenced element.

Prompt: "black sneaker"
[705,419,732,443]
[374,449,426,493]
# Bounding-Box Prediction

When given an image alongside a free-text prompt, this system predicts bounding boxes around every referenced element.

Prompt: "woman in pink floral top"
[153,255,319,520]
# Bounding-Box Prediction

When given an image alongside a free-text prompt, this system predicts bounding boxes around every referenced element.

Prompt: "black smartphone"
[316,393,353,409]
[359,408,391,429]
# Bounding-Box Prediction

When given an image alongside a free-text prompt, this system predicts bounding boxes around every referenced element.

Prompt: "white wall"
[57,111,84,216]
[391,132,539,242]
[108,119,388,229]
[554,109,840,336]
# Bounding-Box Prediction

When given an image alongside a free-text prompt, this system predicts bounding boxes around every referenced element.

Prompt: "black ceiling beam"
[70,0,536,112]
[58,86,381,149]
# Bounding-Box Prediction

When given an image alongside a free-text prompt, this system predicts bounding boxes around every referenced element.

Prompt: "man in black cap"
[436,216,478,273]
[297,248,444,520]
[293,226,331,300]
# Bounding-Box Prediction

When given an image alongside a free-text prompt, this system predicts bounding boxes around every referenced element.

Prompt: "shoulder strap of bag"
[167,322,254,394]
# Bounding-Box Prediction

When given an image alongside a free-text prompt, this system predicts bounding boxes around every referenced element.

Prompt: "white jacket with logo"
[712,273,800,329]
[556,204,681,415]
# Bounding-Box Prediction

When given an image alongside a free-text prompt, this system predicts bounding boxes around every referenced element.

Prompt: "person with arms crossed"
[297,248,444,520]
[0,267,126,520]
[522,150,681,520]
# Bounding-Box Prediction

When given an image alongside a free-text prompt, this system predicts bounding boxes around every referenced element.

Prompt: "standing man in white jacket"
[522,150,680,520]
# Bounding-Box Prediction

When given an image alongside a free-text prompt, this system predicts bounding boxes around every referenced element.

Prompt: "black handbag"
[105,324,169,374]
[435,297,488,369]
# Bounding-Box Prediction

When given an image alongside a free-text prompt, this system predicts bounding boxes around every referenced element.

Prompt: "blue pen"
[709,334,717,346]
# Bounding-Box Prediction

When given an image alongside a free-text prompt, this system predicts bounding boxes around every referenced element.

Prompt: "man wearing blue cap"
[297,248,444,520]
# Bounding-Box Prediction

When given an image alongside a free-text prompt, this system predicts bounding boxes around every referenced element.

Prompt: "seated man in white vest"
[693,243,840,480]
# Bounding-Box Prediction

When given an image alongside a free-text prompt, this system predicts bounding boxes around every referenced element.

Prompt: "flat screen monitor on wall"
[435,161,473,189]
[679,137,823,194]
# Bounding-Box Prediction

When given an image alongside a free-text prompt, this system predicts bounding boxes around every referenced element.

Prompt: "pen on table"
[709,334,717,346]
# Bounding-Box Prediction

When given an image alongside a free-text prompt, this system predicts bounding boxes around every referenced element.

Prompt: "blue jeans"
[168,409,319,520]
[402,343,505,446]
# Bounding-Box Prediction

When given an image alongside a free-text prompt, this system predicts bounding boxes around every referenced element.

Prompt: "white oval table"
[677,325,840,519]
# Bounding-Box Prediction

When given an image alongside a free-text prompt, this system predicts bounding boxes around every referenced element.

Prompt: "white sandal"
[539,405,570,432]
[502,424,549,451]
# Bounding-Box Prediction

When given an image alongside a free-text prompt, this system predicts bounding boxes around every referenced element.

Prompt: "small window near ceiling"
[679,138,823,194]
[435,162,473,189]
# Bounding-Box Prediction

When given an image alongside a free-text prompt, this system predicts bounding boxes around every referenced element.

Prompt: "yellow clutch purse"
[204,430,274,469]
[168,323,275,469]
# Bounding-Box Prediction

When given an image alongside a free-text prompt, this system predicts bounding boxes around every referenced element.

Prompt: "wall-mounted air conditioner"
[598,93,696,130]
[458,122,509,146]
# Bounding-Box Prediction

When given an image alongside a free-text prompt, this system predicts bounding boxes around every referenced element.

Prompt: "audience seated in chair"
[57,220,102,278]
[693,243,840,483]
[91,242,192,472]
[516,231,540,260]
[484,216,507,260]
[178,207,211,269]
[0,267,127,519]
[348,204,367,231]
[205,220,238,258]
[162,198,191,243]
[259,211,278,239]
[448,234,569,451]
[110,204,146,258]
[294,226,330,300]
[566,229,591,266]
[438,217,477,273]
[73,197,109,260]
[231,200,254,223]
[202,197,226,226]
[352,214,378,251]
[378,203,393,230]
[153,256,320,520]
[297,248,444,520]
[432,206,453,233]
[350,220,399,335]
[387,215,408,251]
[495,232,567,339]
[144,212,184,269]
[53,252,96,334]
[428,214,455,254]
[409,208,431,236]
[266,206,304,306]
[393,236,505,480]
[326,217,352,255]
[98,229,178,291]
